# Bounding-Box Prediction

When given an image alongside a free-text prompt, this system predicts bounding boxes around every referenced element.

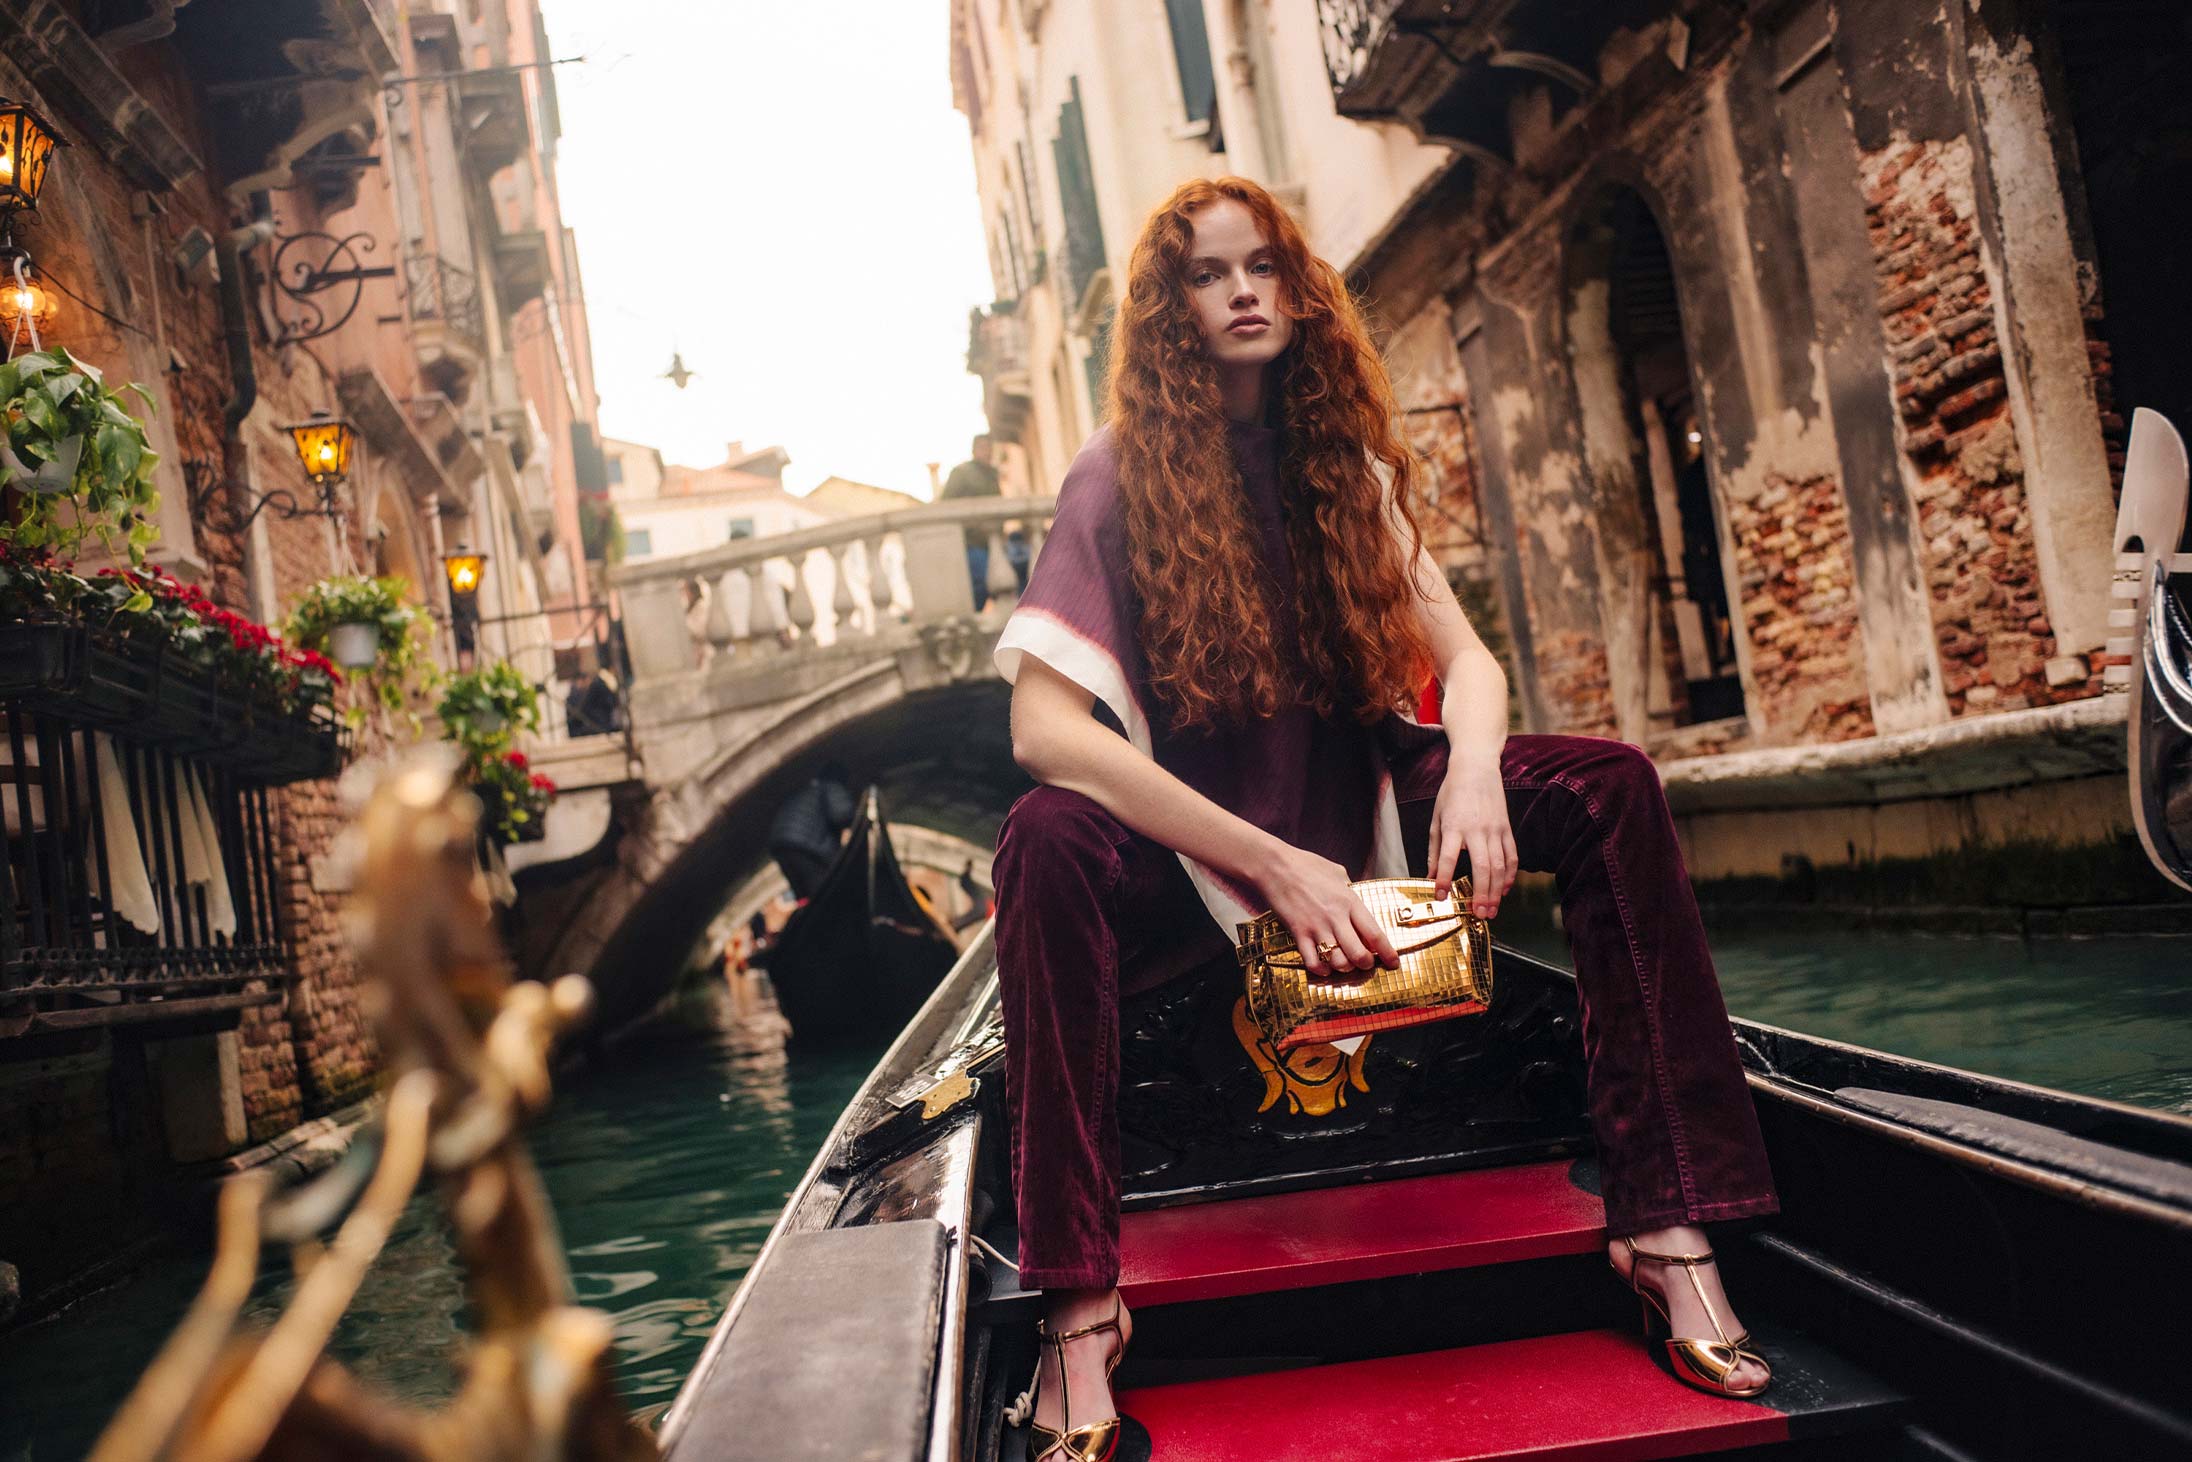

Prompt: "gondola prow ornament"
[89,755,657,1462]
[1238,877,1494,1051]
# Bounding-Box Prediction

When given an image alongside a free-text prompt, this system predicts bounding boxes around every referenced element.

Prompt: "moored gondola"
[2114,407,2192,893]
[753,786,962,1049]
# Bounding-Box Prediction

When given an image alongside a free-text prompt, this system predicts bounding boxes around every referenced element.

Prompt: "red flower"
[529,773,558,793]
[504,749,529,770]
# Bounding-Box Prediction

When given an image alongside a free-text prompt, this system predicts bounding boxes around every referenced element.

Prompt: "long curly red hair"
[1105,176,1430,733]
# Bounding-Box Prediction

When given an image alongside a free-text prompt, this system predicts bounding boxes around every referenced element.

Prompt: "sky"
[541,1,994,498]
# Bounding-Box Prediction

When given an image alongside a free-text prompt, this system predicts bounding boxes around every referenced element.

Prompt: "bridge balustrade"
[610,496,1059,684]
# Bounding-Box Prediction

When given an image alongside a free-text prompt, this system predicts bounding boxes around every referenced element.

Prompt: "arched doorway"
[1567,189,1744,733]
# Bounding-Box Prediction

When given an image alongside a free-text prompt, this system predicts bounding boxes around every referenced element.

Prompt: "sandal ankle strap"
[1624,1237,1717,1267]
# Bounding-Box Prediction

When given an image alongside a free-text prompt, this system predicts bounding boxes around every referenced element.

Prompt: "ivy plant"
[0,348,162,566]
[284,574,437,724]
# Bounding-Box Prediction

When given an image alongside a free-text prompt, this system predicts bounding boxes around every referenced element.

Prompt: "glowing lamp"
[0,99,62,217]
[0,276,53,332]
[442,549,486,598]
[283,411,355,488]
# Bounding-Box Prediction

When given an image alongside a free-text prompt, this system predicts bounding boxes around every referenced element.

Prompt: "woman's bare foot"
[1032,1287,1133,1441]
[1609,1224,1768,1392]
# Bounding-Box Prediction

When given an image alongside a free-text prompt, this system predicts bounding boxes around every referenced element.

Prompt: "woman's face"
[1185,199,1293,373]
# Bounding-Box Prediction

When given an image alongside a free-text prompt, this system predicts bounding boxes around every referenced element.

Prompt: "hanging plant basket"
[471,779,550,844]
[327,620,381,671]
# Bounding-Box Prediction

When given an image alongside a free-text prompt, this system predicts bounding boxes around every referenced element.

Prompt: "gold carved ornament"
[91,755,656,1462]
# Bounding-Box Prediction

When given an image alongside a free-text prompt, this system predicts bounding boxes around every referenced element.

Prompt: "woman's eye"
[1192,272,1217,287]
[1252,260,1274,275]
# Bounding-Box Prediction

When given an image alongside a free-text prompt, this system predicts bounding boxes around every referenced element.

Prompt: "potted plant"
[0,347,162,568]
[435,661,555,843]
[285,575,435,725]
[469,746,557,843]
[435,659,541,743]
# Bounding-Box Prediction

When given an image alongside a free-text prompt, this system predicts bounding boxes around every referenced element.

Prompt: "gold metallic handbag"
[1238,877,1494,1051]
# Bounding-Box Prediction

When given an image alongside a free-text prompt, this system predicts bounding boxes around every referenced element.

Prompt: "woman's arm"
[1010,657,1397,977]
[1400,534,1519,916]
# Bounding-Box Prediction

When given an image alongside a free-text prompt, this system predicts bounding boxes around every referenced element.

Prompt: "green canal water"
[5,930,2191,1456]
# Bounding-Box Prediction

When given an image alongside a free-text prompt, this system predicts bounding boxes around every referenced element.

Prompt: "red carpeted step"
[1117,1328,1790,1462]
[1117,1159,1604,1307]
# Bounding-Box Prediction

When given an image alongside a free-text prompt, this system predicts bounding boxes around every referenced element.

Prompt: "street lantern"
[442,546,487,656]
[284,411,355,488]
[0,99,62,219]
[442,549,486,598]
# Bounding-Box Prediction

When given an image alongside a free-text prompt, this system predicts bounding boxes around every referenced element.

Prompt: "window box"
[0,623,345,786]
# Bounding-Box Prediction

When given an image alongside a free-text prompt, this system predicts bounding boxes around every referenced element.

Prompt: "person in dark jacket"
[940,434,1028,610]
[767,761,856,900]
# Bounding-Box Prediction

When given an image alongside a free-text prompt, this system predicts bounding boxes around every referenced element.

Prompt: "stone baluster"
[786,551,819,639]
[865,536,893,629]
[702,571,737,660]
[984,526,1020,617]
[723,566,754,643]
[1026,519,1048,572]
[748,559,788,652]
[829,542,860,639]
[618,575,692,681]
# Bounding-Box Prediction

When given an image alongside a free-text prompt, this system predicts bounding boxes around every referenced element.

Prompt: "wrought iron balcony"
[1318,0,1406,99]
[405,253,486,351]
[968,305,1032,445]
[0,624,343,1036]
[404,253,486,401]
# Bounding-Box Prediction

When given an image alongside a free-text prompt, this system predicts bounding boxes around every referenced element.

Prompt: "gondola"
[654,425,2192,1460]
[2116,407,2192,894]
[753,786,962,1049]
[657,925,2191,1461]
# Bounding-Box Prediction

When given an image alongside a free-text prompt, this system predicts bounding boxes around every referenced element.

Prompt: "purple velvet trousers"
[991,733,1778,1290]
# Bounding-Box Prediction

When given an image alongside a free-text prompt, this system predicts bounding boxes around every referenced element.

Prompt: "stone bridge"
[525,496,1057,1028]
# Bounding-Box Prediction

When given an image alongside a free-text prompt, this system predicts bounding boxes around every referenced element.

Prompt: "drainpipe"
[215,192,275,619]
[214,192,326,1120]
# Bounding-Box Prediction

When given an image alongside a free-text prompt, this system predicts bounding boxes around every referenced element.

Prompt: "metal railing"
[404,252,486,351]
[611,496,1057,682]
[2,710,291,1036]
[1317,0,1404,95]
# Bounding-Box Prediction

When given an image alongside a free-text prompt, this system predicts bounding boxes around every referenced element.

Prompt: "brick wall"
[1728,472,1874,741]
[1536,628,1619,737]
[1863,136,2102,714]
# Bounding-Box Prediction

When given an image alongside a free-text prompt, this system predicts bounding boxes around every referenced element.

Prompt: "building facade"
[0,0,608,1320]
[956,0,2168,891]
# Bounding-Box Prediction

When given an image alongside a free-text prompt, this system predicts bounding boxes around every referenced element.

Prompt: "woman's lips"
[1228,316,1270,336]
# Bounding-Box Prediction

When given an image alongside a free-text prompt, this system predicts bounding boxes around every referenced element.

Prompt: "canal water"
[5,930,2191,1456]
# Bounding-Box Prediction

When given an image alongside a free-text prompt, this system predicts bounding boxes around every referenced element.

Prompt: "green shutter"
[1164,0,1217,126]
[1052,77,1107,306]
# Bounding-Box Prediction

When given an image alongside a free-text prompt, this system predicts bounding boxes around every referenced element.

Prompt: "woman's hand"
[1254,842,1398,980]
[1429,754,1516,918]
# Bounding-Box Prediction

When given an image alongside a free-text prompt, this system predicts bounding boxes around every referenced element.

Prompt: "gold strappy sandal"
[1021,1297,1130,1462]
[1613,1237,1773,1399]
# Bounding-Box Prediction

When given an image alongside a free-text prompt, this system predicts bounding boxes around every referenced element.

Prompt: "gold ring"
[1315,940,1341,957]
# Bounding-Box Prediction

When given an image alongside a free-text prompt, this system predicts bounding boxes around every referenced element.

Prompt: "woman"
[992,177,1776,1460]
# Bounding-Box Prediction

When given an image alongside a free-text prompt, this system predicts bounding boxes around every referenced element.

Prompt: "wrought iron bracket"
[183,454,344,534]
[266,229,394,344]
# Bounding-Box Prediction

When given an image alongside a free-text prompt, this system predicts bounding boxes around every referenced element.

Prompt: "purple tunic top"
[995,420,1409,936]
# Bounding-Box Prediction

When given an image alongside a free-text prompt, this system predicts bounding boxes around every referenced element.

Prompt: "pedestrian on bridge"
[940,433,1027,611]
[990,176,1776,1460]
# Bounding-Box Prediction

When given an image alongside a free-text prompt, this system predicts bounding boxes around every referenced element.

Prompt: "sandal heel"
[1613,1237,1772,1401]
